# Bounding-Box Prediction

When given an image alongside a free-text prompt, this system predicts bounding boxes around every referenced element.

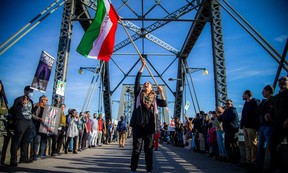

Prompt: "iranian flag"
[77,0,119,62]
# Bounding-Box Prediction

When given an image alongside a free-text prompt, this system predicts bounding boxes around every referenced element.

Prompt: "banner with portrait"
[56,80,66,96]
[39,105,61,135]
[31,51,55,92]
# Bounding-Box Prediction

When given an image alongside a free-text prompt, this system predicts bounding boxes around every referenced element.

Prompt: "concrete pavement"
[0,138,246,173]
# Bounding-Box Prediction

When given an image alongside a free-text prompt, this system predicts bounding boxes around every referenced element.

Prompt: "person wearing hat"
[130,58,167,173]
[268,76,288,173]
[9,86,34,166]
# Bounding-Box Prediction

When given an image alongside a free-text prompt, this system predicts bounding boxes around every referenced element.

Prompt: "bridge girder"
[53,0,228,120]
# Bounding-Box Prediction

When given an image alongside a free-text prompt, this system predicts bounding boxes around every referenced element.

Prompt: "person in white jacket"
[90,113,98,147]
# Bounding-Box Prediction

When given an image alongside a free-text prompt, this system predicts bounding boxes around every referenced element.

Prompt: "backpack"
[117,120,126,132]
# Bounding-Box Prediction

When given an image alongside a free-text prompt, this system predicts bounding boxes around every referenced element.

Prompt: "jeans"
[97,130,103,145]
[216,130,227,157]
[34,133,48,157]
[256,126,272,169]
[191,133,196,149]
[65,136,77,152]
[78,129,84,149]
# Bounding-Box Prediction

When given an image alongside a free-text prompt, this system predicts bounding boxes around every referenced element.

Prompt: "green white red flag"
[77,0,119,62]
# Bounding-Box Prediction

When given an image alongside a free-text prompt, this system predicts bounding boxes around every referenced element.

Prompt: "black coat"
[218,107,239,132]
[9,95,33,120]
[130,72,167,134]
[241,98,260,129]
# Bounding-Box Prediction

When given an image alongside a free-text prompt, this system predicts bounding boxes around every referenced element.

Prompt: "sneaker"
[39,155,46,159]
[73,150,78,154]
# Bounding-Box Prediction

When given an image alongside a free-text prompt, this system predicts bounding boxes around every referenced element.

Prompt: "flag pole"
[118,18,159,86]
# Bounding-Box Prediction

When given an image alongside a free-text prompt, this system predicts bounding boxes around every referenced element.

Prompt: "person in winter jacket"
[218,99,240,164]
[241,90,260,167]
[130,58,167,173]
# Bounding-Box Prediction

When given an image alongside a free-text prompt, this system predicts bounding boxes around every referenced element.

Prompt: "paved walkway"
[0,139,246,173]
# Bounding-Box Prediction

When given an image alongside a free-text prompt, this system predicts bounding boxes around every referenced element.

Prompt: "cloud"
[226,67,275,81]
[275,34,288,43]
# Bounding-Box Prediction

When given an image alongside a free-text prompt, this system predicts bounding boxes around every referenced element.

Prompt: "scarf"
[141,90,156,110]
[134,89,160,131]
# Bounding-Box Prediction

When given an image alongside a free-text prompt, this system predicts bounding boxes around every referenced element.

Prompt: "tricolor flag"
[77,0,119,62]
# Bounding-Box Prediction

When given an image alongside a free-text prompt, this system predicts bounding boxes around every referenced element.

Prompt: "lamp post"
[169,67,208,117]
[186,67,208,75]
[78,66,101,112]
[168,78,184,91]
[78,66,100,74]
[185,67,208,114]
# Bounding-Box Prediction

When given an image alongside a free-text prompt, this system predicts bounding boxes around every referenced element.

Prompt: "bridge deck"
[0,139,246,173]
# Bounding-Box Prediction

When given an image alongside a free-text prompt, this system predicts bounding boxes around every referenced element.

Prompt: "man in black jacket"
[9,86,34,166]
[218,99,240,164]
[241,90,260,168]
[130,58,167,173]
[256,85,274,172]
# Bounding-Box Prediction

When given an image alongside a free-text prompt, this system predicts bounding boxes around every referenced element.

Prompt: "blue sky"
[0,0,287,121]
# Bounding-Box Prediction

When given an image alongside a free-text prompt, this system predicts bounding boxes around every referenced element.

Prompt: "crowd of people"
[0,84,131,167]
[156,76,288,173]
[0,74,287,173]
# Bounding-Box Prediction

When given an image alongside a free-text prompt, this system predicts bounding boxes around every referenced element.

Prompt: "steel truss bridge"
[1,0,287,121]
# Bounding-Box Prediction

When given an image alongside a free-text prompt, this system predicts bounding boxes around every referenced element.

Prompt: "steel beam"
[52,0,75,106]
[174,0,210,118]
[101,61,112,121]
[114,1,201,54]
[210,0,227,107]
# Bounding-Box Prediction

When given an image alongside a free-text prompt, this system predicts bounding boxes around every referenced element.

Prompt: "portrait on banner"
[56,80,66,96]
[31,51,55,92]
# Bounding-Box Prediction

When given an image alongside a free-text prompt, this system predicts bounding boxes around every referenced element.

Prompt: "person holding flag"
[130,58,167,173]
